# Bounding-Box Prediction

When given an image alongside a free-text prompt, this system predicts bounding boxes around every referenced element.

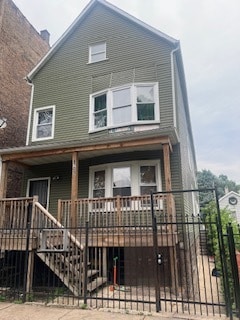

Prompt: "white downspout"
[25,78,34,146]
[171,43,180,128]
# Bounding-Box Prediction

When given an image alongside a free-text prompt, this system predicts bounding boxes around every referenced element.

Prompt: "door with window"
[28,178,50,209]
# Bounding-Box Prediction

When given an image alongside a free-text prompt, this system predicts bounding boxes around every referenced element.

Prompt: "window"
[32,106,55,141]
[137,86,155,120]
[112,88,131,125]
[140,166,157,195]
[113,167,131,197]
[89,160,161,198]
[89,83,159,132]
[93,170,105,198]
[89,42,106,63]
[94,94,107,129]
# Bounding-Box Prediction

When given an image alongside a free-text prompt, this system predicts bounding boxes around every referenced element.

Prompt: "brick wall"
[0,0,50,196]
[0,0,49,148]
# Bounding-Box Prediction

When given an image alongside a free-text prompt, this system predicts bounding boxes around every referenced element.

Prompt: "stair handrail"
[34,201,84,251]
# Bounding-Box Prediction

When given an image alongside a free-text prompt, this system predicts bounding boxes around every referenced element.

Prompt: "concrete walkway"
[0,302,227,320]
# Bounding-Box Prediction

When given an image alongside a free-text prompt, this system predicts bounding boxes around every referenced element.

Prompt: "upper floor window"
[32,105,55,141]
[89,42,106,63]
[89,83,159,132]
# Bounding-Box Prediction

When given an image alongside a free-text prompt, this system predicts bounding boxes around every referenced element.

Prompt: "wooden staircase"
[34,202,107,296]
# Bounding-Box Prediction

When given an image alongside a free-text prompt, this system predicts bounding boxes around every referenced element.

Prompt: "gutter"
[25,77,34,146]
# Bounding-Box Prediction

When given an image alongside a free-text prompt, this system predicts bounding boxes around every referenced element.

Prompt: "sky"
[13,0,240,184]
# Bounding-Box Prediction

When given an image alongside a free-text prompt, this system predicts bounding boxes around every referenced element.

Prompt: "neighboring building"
[0,0,50,196]
[0,0,198,297]
[219,191,240,223]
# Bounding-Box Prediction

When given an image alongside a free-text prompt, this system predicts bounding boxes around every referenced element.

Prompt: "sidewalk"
[0,302,226,320]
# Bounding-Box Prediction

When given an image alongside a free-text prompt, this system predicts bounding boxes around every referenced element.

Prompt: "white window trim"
[26,177,51,211]
[89,160,161,198]
[88,41,107,64]
[32,105,55,142]
[89,83,160,133]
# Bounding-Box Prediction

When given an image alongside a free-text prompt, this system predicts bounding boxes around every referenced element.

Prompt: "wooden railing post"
[0,160,8,199]
[71,152,79,228]
[57,199,62,225]
[116,195,121,226]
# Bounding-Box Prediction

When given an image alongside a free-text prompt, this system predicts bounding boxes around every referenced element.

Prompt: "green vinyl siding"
[173,55,198,238]
[28,3,174,146]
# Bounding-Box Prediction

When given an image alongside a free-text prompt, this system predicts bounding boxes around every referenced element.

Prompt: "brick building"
[0,0,50,196]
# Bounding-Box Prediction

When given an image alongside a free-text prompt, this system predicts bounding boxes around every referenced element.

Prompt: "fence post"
[227,224,240,318]
[22,199,34,302]
[83,221,89,304]
[214,187,232,318]
[151,192,161,312]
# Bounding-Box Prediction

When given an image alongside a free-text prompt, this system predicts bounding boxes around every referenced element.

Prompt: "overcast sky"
[13,0,240,184]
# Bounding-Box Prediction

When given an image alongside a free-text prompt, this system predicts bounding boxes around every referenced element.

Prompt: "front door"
[28,178,50,209]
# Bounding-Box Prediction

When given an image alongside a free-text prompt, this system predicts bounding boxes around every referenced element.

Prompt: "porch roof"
[0,127,178,166]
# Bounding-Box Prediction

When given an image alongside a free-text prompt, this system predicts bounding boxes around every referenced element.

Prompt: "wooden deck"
[0,194,177,251]
[0,232,38,250]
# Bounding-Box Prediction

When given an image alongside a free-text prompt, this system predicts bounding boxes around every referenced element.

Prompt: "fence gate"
[149,188,240,320]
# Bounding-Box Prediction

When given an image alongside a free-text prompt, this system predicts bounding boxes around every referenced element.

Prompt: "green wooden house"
[0,0,198,297]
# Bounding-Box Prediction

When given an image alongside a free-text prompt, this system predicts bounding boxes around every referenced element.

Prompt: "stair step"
[87,269,99,278]
[87,277,107,292]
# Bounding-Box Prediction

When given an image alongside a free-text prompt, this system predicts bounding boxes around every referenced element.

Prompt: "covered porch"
[0,130,177,228]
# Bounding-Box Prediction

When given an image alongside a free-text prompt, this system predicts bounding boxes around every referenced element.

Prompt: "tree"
[197,169,240,208]
[203,201,240,308]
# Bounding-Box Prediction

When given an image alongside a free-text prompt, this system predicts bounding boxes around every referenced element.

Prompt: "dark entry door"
[29,179,49,208]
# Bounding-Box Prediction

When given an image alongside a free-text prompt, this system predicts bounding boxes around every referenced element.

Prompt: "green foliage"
[203,201,240,307]
[197,169,240,208]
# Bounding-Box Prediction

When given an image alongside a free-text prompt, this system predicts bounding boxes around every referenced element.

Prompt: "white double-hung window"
[32,105,55,141]
[89,83,159,132]
[89,42,106,63]
[112,87,132,125]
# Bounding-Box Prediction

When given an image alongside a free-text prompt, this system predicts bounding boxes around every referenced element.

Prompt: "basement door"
[28,178,50,209]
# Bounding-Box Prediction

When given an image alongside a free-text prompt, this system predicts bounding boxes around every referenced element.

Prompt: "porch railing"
[0,197,34,229]
[58,194,176,229]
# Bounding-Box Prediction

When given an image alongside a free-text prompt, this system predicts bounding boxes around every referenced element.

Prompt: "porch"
[0,193,178,298]
[0,193,177,248]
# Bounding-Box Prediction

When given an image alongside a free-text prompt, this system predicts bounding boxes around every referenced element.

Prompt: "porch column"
[162,143,172,191]
[162,143,178,294]
[71,152,79,228]
[0,160,8,199]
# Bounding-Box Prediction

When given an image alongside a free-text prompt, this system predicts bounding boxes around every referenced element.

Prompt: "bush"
[202,201,240,308]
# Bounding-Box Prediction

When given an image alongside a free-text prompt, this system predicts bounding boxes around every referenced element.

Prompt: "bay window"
[89,83,159,131]
[89,160,161,199]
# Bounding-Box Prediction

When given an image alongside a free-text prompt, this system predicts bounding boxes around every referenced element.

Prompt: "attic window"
[89,42,106,63]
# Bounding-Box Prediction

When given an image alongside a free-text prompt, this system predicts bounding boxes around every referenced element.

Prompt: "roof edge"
[27,0,178,81]
[219,190,240,202]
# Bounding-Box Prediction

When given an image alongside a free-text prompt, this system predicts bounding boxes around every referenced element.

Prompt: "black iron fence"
[0,190,239,319]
